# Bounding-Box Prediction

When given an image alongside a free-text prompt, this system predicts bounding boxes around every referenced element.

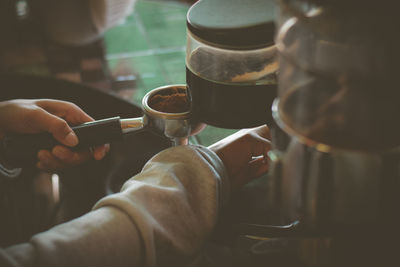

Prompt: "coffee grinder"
[268,1,400,265]
[187,0,400,266]
[186,0,278,129]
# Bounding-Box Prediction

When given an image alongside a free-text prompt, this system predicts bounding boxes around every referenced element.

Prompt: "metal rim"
[272,98,400,154]
[142,84,191,120]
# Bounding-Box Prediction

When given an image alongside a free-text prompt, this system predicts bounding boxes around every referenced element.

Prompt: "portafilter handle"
[0,112,194,167]
[1,117,131,167]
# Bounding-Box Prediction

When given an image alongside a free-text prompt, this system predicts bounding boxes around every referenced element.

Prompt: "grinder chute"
[186,0,278,129]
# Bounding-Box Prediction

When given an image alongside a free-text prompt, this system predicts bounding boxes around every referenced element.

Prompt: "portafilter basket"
[124,84,206,146]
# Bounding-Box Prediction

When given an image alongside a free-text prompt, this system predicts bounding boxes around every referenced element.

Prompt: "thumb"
[34,109,78,147]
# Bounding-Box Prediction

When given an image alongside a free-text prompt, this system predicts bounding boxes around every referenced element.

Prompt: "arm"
[2,145,227,267]
[1,125,270,267]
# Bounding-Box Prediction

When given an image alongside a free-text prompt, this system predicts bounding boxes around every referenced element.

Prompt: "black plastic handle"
[1,117,123,167]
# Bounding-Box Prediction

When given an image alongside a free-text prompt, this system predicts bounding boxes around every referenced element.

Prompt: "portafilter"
[1,85,205,167]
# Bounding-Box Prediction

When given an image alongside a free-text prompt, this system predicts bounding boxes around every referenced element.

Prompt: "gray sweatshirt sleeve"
[1,145,229,267]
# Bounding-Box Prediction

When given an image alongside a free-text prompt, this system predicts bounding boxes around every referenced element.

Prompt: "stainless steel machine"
[271,0,400,231]
[186,0,400,266]
[1,0,399,264]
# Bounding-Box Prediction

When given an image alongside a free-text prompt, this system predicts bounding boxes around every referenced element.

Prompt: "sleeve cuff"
[191,145,230,209]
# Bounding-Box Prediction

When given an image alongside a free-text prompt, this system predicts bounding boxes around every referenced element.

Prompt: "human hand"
[0,99,109,171]
[208,125,271,193]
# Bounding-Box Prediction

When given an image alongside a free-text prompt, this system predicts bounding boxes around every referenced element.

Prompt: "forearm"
[4,207,142,267]
[1,145,229,267]
[94,145,229,266]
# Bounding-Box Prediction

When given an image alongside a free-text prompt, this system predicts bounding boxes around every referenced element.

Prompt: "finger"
[239,124,271,139]
[52,145,92,165]
[93,144,110,160]
[37,150,65,171]
[239,157,269,183]
[248,156,270,178]
[248,133,271,158]
[36,99,93,125]
[231,157,269,192]
[29,108,78,147]
[253,124,271,139]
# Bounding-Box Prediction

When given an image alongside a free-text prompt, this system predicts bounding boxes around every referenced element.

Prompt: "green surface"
[105,25,150,54]
[105,0,187,97]
[104,0,237,145]
[195,126,238,147]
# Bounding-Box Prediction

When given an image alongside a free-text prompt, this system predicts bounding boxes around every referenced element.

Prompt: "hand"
[0,99,109,171]
[208,125,271,193]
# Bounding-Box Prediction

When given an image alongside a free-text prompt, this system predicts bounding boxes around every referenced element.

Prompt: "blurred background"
[0,0,237,146]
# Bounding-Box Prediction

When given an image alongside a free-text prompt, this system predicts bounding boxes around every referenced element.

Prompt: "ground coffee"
[149,87,190,113]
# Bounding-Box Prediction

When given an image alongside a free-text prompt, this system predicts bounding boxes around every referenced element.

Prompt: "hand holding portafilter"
[1,85,205,167]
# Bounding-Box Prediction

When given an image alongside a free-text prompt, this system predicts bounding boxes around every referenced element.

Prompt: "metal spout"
[120,117,145,134]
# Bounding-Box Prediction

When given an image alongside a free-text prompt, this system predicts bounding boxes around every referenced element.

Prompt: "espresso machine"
[186,0,400,266]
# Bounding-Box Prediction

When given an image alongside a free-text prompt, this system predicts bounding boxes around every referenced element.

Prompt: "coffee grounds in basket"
[149,87,190,113]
